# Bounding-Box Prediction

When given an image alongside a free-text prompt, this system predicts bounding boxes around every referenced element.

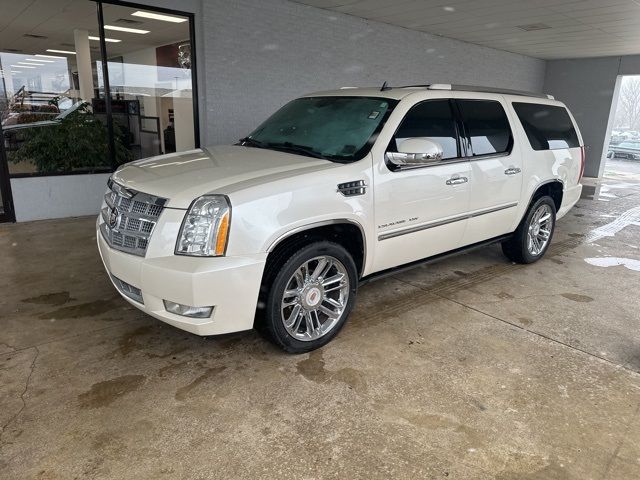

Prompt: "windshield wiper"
[264,142,327,160]
[238,136,269,149]
[239,138,328,160]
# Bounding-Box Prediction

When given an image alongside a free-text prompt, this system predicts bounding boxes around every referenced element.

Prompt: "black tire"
[502,196,556,264]
[263,241,358,353]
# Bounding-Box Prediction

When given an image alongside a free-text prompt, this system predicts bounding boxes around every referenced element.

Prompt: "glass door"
[101,2,198,160]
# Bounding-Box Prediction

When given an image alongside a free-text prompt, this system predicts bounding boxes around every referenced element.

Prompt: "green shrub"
[8,103,131,173]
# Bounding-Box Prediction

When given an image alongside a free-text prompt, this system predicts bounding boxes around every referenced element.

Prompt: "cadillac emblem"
[108,207,119,229]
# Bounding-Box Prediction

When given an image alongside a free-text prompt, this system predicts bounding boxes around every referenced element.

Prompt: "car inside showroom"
[1,0,640,478]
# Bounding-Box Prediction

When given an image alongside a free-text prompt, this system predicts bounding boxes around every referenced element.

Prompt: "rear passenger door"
[455,95,523,245]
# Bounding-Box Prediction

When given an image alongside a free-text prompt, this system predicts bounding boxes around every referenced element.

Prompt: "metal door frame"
[0,122,16,223]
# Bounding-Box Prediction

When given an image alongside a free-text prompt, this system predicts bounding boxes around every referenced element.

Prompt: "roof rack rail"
[423,84,554,100]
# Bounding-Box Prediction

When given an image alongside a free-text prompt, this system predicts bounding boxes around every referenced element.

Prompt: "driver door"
[371,98,471,273]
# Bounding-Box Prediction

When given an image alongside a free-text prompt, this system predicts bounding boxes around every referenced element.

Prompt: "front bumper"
[97,220,267,336]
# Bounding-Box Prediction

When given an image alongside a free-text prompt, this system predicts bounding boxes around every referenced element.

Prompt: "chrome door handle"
[446,176,468,185]
[504,167,521,175]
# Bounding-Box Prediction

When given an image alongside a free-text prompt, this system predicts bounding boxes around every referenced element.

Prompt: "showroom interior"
[1,0,640,478]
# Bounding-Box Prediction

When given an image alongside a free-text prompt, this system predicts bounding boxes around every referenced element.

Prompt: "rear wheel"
[263,242,357,353]
[502,196,556,264]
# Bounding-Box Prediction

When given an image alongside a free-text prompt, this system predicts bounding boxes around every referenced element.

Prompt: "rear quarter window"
[512,102,580,151]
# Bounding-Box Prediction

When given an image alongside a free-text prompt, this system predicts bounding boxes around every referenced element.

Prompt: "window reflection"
[393,100,459,159]
[103,3,195,160]
[0,1,110,176]
[0,0,196,176]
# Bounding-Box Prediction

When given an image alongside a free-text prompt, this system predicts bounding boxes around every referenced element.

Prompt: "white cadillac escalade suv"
[97,84,584,353]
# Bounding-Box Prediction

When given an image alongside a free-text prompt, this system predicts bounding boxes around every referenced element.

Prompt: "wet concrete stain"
[90,431,127,459]
[116,325,154,356]
[296,349,327,382]
[38,298,121,320]
[496,291,515,299]
[549,258,564,265]
[78,375,145,409]
[355,235,588,332]
[175,366,226,401]
[158,361,190,378]
[624,353,640,373]
[296,349,367,393]
[573,213,584,217]
[518,317,533,326]
[114,326,193,360]
[145,345,190,359]
[561,293,594,303]
[22,291,73,306]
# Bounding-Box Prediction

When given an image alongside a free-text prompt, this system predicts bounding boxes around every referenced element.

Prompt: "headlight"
[175,195,231,256]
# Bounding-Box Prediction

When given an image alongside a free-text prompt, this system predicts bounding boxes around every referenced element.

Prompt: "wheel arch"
[530,179,564,212]
[266,219,367,278]
[511,179,563,233]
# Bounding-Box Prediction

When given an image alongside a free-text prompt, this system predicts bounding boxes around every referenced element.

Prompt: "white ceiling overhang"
[294,0,640,60]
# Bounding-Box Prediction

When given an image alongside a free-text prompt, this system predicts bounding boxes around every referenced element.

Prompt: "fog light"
[163,300,213,319]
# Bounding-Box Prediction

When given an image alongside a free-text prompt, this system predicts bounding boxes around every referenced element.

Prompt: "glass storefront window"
[102,3,195,160]
[0,0,197,179]
[0,1,109,176]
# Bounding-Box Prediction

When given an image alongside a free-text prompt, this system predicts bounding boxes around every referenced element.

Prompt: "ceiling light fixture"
[131,10,187,23]
[103,25,149,34]
[88,35,122,43]
[18,61,44,66]
[11,64,35,69]
[24,57,54,63]
[35,54,65,59]
[11,71,22,74]
[46,49,76,55]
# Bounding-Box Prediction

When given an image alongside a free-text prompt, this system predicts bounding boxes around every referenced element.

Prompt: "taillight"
[578,146,586,181]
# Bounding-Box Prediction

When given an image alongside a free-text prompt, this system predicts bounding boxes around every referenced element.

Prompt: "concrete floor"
[1,159,640,479]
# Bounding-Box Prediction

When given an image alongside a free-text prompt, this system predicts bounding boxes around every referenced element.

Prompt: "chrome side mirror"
[386,137,444,167]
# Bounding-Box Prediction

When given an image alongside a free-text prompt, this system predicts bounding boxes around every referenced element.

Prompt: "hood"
[111,145,337,208]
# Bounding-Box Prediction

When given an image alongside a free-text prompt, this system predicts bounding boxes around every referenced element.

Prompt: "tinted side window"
[512,102,580,151]
[458,100,513,156]
[392,100,459,159]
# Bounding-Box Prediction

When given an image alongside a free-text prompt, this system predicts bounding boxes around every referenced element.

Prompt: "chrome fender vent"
[337,180,366,197]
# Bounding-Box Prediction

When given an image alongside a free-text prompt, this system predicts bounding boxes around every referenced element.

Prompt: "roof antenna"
[380,81,391,91]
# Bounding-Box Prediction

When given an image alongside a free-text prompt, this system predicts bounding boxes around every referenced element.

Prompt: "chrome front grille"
[99,178,167,257]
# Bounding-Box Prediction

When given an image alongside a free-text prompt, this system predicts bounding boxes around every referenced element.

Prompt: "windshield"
[243,96,397,162]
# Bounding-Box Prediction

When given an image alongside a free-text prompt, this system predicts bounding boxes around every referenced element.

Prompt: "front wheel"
[502,196,556,264]
[264,242,358,353]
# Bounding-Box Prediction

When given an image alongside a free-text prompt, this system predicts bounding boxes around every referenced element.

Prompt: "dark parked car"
[608,141,640,160]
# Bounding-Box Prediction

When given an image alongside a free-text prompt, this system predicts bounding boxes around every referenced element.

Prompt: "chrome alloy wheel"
[281,255,350,342]
[527,203,553,256]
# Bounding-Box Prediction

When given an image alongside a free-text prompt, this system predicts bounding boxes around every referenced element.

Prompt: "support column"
[73,29,94,100]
